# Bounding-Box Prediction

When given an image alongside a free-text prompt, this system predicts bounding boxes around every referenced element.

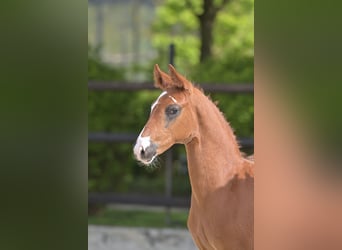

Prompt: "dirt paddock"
[88,225,197,250]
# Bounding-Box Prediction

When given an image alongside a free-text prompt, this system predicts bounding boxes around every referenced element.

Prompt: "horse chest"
[188,200,237,249]
[188,207,252,250]
[187,183,253,250]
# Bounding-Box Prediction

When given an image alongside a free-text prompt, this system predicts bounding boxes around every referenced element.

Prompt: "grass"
[88,207,189,228]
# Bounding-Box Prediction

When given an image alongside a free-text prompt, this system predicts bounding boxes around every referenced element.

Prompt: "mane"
[193,84,242,152]
[191,82,232,125]
[208,99,255,176]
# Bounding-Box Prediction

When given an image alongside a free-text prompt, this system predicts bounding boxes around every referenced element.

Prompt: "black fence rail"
[89,82,254,210]
[88,132,254,148]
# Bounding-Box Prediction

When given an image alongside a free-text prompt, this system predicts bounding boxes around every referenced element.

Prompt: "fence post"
[169,43,175,66]
[165,43,176,225]
[95,3,104,52]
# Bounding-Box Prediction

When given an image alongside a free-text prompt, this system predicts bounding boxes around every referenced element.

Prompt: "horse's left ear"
[168,64,193,93]
[154,64,173,90]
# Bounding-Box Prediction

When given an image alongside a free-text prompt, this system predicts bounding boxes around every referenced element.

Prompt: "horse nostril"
[139,143,157,161]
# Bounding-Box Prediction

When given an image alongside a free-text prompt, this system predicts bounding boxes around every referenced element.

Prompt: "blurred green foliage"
[88,0,254,195]
[152,0,254,70]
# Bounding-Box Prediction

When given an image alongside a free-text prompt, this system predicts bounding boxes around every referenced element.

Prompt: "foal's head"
[133,64,198,165]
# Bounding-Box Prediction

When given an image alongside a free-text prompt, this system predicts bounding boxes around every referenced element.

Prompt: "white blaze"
[133,134,156,164]
[168,95,178,103]
[150,91,178,112]
[151,91,167,112]
[133,125,151,157]
[139,136,151,151]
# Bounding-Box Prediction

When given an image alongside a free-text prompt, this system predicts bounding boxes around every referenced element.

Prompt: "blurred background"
[88,0,253,248]
[3,1,342,249]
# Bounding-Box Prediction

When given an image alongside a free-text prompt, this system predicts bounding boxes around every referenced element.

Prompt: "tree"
[152,0,254,70]
[185,0,231,62]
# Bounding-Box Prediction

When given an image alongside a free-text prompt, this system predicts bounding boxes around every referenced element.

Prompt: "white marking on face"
[133,132,151,158]
[168,95,178,103]
[151,91,167,112]
[134,133,157,164]
[134,124,152,157]
[140,136,151,150]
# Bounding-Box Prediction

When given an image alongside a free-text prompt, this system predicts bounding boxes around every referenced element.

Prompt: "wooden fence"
[88,81,253,210]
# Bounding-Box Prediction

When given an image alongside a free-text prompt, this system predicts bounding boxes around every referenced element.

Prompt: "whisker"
[145,156,161,172]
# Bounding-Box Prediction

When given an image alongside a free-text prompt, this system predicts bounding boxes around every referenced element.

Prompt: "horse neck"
[185,90,243,201]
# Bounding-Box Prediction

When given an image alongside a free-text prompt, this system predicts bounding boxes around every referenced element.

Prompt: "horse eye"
[169,108,178,114]
[165,105,181,117]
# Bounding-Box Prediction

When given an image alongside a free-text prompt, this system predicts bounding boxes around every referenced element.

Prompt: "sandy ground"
[88,225,197,250]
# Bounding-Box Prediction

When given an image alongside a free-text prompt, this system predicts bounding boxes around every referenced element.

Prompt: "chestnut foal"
[134,65,254,250]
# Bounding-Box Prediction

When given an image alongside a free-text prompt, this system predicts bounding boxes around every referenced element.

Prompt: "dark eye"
[165,104,181,118]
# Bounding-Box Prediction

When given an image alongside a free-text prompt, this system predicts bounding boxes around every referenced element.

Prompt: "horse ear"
[168,64,193,93]
[154,64,173,90]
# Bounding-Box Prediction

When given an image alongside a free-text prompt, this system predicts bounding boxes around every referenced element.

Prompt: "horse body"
[134,64,254,250]
[184,88,254,250]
